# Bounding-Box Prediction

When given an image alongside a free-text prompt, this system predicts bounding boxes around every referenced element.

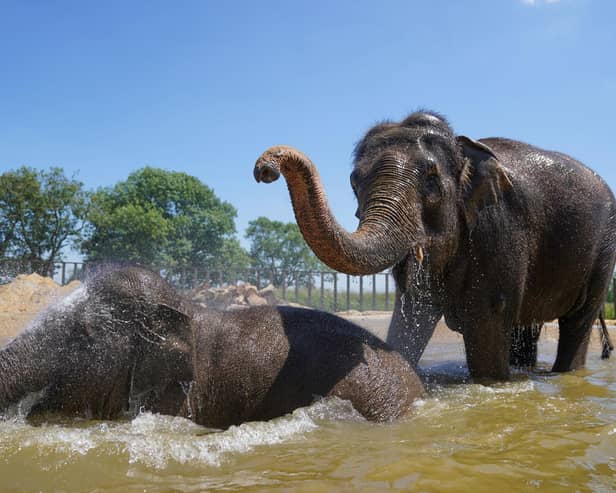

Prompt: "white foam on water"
[475,379,536,394]
[25,426,98,456]
[1,396,364,470]
[415,379,539,418]
[123,410,318,469]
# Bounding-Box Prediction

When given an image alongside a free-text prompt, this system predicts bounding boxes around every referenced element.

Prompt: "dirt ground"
[0,274,81,342]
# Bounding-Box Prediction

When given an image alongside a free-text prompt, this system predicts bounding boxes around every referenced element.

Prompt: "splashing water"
[1,351,615,492]
[1,396,362,471]
[399,293,410,326]
[1,277,615,491]
[20,284,89,336]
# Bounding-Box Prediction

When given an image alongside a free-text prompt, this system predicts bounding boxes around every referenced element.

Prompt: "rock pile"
[190,283,282,310]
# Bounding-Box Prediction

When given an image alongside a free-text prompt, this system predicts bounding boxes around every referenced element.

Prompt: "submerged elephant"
[254,110,616,380]
[0,267,423,427]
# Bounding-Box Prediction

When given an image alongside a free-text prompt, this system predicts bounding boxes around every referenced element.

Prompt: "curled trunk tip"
[253,145,407,275]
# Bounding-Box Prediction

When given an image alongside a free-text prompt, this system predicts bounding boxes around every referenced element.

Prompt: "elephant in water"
[254,110,616,381]
[0,267,423,428]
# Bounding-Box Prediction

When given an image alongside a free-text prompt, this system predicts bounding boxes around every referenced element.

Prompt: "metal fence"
[0,260,397,313]
[0,258,89,286]
[3,259,615,315]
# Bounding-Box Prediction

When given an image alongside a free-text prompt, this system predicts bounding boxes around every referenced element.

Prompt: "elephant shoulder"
[278,306,388,349]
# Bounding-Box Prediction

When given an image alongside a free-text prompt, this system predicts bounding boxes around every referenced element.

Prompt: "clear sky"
[1,0,615,257]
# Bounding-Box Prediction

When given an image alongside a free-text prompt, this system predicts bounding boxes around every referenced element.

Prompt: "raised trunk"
[254,146,408,275]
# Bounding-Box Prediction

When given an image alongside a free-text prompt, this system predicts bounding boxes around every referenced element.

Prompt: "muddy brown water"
[1,314,615,492]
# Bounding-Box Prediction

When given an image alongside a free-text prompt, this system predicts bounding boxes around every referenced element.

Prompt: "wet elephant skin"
[0,267,423,428]
[254,110,616,380]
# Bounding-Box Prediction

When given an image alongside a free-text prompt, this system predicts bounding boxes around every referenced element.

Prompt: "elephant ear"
[136,302,193,353]
[157,302,191,324]
[457,136,512,230]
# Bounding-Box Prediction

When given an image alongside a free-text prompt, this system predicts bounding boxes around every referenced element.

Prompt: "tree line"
[0,165,323,282]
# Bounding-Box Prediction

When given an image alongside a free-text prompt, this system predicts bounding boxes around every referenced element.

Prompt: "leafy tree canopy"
[0,166,89,275]
[245,216,324,285]
[82,167,248,271]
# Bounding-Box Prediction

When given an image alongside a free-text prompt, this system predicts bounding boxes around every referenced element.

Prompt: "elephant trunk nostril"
[254,161,281,183]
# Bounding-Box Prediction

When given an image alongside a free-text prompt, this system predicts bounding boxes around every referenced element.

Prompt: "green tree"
[245,216,324,286]
[82,167,248,273]
[0,166,90,275]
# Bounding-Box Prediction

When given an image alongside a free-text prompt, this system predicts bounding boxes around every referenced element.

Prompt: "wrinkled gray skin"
[254,111,616,380]
[0,267,423,427]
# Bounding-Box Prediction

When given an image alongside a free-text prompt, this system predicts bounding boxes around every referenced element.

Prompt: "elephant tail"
[598,309,614,359]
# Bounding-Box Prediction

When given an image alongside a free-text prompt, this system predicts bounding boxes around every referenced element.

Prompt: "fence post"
[372,274,376,311]
[61,262,66,285]
[294,272,299,302]
[359,276,364,312]
[308,273,313,307]
[320,271,325,309]
[333,273,338,312]
[385,273,389,311]
[346,274,350,311]
[281,272,287,300]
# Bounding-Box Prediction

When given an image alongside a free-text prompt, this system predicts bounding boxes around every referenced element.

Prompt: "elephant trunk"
[254,146,412,275]
[0,333,54,411]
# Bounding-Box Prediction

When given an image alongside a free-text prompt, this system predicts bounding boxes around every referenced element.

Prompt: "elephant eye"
[425,161,440,177]
[424,175,442,205]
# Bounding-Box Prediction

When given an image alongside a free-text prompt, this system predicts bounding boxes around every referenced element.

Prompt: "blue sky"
[1,0,615,256]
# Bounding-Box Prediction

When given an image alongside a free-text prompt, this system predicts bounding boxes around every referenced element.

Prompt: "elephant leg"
[386,290,441,368]
[510,323,542,369]
[553,309,596,372]
[463,318,511,381]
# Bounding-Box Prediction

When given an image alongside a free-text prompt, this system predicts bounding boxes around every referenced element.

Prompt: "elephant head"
[87,266,193,353]
[254,111,512,283]
[0,267,195,419]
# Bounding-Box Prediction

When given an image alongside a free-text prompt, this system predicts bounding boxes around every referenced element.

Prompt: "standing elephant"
[0,267,423,427]
[254,111,616,380]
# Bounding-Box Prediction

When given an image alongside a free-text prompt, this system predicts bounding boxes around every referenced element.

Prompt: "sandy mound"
[0,274,80,341]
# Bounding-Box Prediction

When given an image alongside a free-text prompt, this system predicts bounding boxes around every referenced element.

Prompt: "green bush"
[604,303,615,320]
